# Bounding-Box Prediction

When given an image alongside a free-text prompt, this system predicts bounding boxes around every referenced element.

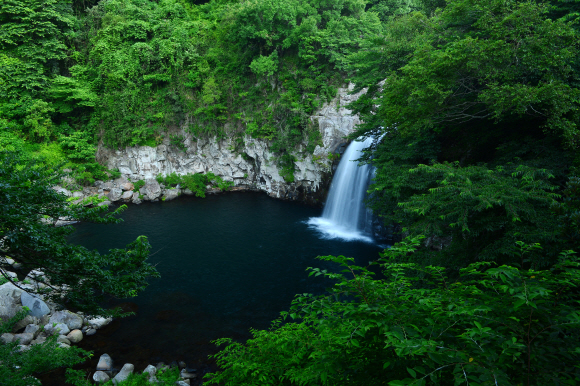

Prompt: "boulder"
[132,192,142,205]
[121,190,133,200]
[88,316,112,329]
[180,369,197,379]
[67,329,83,343]
[31,336,46,345]
[144,179,161,200]
[107,188,123,202]
[24,324,40,338]
[57,335,71,345]
[143,365,157,376]
[49,310,83,330]
[0,282,23,321]
[58,342,70,348]
[13,316,37,335]
[96,353,113,371]
[162,189,179,201]
[45,322,70,336]
[175,381,189,386]
[97,200,111,207]
[1,333,14,344]
[13,332,34,345]
[21,292,50,318]
[121,182,134,191]
[53,186,72,197]
[101,182,113,190]
[86,328,97,336]
[93,371,110,383]
[112,363,134,385]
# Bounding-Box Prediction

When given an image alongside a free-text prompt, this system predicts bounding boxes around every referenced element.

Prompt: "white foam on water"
[307,217,374,243]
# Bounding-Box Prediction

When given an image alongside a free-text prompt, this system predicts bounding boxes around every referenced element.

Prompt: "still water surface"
[66,192,382,377]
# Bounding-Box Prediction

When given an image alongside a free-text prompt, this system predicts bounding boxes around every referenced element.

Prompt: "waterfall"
[308,137,375,242]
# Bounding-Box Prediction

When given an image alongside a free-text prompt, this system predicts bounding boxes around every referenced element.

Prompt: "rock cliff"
[97,85,364,204]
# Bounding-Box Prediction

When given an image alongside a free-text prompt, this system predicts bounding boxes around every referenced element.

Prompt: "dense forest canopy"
[1,0,580,384]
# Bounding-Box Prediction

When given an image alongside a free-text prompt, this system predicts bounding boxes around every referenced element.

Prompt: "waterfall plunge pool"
[61,192,383,382]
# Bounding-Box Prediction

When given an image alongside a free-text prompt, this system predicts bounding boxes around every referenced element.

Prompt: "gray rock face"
[98,84,365,203]
[13,332,34,345]
[53,186,72,197]
[12,315,36,332]
[144,179,161,200]
[45,322,70,336]
[162,188,179,201]
[67,329,83,343]
[121,190,133,200]
[31,336,47,345]
[112,363,134,385]
[0,282,23,321]
[24,324,40,338]
[121,182,134,191]
[93,371,110,383]
[107,187,123,202]
[49,310,83,330]
[131,192,142,205]
[57,335,71,345]
[1,333,14,344]
[21,292,50,318]
[97,353,114,371]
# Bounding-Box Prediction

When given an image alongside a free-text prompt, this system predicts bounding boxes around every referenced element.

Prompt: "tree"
[206,237,580,385]
[0,151,159,315]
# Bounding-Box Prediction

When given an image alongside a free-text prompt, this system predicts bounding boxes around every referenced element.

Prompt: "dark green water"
[66,192,382,376]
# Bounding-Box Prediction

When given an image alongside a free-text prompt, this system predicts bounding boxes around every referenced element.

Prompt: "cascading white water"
[308,137,374,242]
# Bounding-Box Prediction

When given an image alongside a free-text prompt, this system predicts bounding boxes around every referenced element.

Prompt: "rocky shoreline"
[92,353,198,384]
[0,274,112,352]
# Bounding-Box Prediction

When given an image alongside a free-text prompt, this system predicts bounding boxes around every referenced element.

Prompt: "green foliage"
[278,153,296,183]
[0,151,160,315]
[60,132,96,163]
[169,134,187,153]
[156,171,233,198]
[134,179,146,191]
[370,161,561,267]
[206,237,580,385]
[351,0,580,146]
[0,311,91,386]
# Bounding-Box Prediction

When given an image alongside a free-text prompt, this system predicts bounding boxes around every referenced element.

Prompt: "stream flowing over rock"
[97,85,365,203]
